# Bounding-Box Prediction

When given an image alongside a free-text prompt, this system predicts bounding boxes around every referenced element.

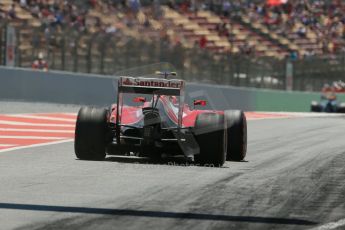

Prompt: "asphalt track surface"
[1,101,345,230]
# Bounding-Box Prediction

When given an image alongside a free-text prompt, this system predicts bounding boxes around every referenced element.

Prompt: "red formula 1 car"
[74,72,247,166]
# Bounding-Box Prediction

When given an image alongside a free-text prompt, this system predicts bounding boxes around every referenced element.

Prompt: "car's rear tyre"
[224,110,247,161]
[337,103,345,113]
[311,101,321,112]
[194,113,226,167]
[74,107,109,160]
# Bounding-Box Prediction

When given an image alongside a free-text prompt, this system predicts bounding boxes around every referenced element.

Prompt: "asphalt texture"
[0,101,345,230]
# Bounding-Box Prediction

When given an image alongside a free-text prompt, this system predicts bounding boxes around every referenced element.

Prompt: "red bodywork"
[109,95,221,128]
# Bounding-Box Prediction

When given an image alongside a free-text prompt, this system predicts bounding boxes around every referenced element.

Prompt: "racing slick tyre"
[74,107,109,160]
[194,113,226,167]
[224,110,247,161]
[310,101,321,112]
[337,103,345,113]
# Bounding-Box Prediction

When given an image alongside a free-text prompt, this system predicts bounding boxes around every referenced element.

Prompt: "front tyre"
[194,113,226,167]
[224,110,247,161]
[74,107,109,160]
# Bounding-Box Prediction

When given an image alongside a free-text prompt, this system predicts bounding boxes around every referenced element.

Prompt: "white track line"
[246,112,345,121]
[0,128,74,133]
[309,218,345,230]
[0,120,75,127]
[0,139,74,153]
[0,136,66,140]
[7,114,76,122]
[248,117,292,121]
[252,112,345,117]
[0,144,17,147]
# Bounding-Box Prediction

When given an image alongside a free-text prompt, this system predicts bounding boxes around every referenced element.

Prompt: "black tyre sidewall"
[194,113,226,167]
[337,103,345,113]
[311,102,321,112]
[74,107,108,160]
[225,110,247,161]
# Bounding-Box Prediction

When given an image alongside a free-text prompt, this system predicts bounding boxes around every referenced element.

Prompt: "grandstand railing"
[1,22,345,92]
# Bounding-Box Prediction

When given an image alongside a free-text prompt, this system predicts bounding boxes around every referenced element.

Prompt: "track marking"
[0,128,74,133]
[0,111,342,153]
[245,112,345,120]
[0,113,75,153]
[0,138,65,146]
[0,146,15,150]
[0,144,18,150]
[309,218,345,230]
[0,115,75,125]
[0,131,74,138]
[245,112,294,120]
[0,139,73,153]
[0,120,74,127]
[7,114,76,122]
[0,144,17,147]
[0,136,66,140]
[30,113,77,119]
[0,123,75,130]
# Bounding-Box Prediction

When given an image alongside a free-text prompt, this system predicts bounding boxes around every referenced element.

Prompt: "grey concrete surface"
[0,103,344,230]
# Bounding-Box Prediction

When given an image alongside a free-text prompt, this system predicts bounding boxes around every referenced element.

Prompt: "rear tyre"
[194,113,226,167]
[74,107,109,160]
[310,101,321,112]
[337,103,345,113]
[224,110,247,161]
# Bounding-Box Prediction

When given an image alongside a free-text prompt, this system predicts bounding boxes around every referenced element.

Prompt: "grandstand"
[0,0,345,91]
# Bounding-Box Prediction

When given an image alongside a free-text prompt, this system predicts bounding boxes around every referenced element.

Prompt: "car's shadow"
[0,202,317,226]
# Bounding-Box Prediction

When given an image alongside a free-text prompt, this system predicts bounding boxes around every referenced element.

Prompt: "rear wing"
[118,76,184,96]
